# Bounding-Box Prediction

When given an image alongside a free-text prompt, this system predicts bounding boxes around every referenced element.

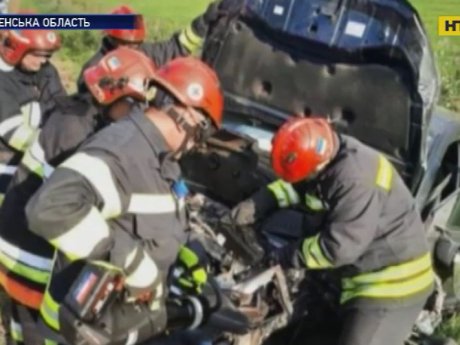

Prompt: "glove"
[217,0,244,14]
[192,0,226,37]
[268,240,306,270]
[170,245,208,296]
[219,213,265,264]
[230,187,279,226]
[203,1,222,25]
[230,198,258,226]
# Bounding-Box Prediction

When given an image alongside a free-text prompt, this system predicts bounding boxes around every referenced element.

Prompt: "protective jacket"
[0,58,66,201]
[26,108,188,342]
[0,93,102,311]
[249,135,434,306]
[0,93,103,344]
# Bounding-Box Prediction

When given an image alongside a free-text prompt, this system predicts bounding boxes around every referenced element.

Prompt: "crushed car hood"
[203,0,439,182]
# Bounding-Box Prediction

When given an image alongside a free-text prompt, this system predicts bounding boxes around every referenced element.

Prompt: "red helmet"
[271,117,337,183]
[1,29,61,66]
[84,47,156,105]
[150,57,224,128]
[104,5,146,43]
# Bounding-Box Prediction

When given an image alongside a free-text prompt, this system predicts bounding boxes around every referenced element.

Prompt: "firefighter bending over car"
[25,57,224,344]
[0,47,158,345]
[230,117,435,345]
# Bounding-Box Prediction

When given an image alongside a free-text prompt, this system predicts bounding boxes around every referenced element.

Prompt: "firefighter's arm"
[300,181,382,269]
[26,151,162,297]
[21,109,94,179]
[36,64,67,122]
[25,156,117,260]
[110,227,164,300]
[43,63,67,99]
[144,1,224,65]
[230,179,300,226]
[40,106,93,165]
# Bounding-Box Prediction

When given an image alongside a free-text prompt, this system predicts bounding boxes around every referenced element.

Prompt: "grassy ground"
[21,0,212,91]
[417,0,460,111]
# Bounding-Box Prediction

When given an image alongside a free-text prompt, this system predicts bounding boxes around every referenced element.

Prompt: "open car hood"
[203,0,439,181]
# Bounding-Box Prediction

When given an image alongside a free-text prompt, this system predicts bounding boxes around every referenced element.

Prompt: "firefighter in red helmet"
[104,5,146,47]
[0,47,157,345]
[26,57,224,344]
[76,2,228,93]
[0,27,65,203]
[230,117,435,345]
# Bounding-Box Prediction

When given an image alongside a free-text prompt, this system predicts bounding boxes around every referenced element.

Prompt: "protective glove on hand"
[230,197,258,227]
[170,245,208,296]
[192,0,227,37]
[230,187,279,226]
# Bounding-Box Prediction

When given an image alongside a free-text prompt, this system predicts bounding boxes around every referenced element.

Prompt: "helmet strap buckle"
[165,106,200,160]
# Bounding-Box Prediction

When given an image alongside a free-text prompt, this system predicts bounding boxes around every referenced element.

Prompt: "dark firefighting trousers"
[261,210,428,345]
[337,301,425,345]
[4,300,57,345]
[263,288,426,345]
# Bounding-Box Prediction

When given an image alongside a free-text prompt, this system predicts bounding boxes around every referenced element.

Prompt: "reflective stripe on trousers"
[40,289,60,332]
[341,252,434,303]
[8,304,58,345]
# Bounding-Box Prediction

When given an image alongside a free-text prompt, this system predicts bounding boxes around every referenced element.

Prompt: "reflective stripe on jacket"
[0,60,66,202]
[0,94,100,310]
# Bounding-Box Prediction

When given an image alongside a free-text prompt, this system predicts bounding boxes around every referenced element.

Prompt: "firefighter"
[0,47,157,345]
[25,57,223,344]
[76,1,226,93]
[0,28,65,204]
[230,117,435,345]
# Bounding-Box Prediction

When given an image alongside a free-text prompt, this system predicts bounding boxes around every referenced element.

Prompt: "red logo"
[74,272,98,304]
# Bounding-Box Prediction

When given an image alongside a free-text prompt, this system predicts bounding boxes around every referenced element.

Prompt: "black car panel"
[203,0,439,184]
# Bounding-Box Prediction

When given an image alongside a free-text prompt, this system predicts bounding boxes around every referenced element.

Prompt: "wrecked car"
[178,0,460,344]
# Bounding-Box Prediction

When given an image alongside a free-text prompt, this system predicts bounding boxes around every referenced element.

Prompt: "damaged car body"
[178,0,460,344]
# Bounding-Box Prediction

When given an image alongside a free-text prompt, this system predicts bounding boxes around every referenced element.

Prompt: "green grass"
[22,0,212,24]
[21,0,213,91]
[437,314,460,342]
[416,0,460,112]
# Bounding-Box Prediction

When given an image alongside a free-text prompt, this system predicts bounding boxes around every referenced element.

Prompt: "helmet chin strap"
[165,106,201,160]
